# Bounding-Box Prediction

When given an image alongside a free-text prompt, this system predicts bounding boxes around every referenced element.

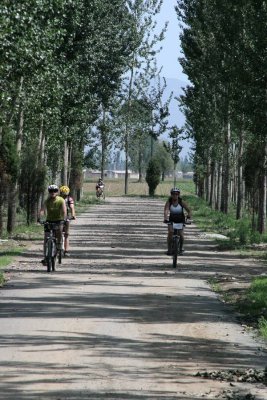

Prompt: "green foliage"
[247,278,267,310]
[0,246,22,286]
[145,158,161,196]
[0,129,19,182]
[153,142,173,179]
[178,156,193,173]
[177,0,267,228]
[84,147,101,170]
[259,317,267,338]
[241,277,267,337]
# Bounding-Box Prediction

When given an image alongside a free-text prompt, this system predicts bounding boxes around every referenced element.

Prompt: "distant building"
[105,170,130,179]
[175,171,183,179]
[183,171,194,179]
[84,169,138,180]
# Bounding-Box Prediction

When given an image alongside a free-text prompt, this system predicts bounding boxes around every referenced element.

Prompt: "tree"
[118,0,167,194]
[153,142,173,181]
[146,158,161,196]
[163,126,182,186]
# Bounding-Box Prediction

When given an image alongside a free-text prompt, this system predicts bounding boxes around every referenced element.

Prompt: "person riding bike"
[96,178,105,197]
[38,184,67,264]
[59,185,76,257]
[164,187,192,255]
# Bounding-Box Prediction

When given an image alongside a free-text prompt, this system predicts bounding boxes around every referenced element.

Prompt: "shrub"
[145,158,161,196]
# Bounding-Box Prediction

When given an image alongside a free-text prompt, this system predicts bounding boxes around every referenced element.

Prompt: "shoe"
[166,251,173,256]
[41,259,47,265]
[64,251,70,257]
[179,249,185,255]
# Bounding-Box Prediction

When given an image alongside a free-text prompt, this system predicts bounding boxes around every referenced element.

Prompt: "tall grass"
[240,277,267,338]
[0,247,22,286]
[83,178,195,198]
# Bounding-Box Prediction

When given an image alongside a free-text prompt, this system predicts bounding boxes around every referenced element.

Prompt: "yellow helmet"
[60,185,70,195]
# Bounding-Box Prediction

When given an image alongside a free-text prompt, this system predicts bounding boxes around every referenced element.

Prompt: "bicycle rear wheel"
[172,236,179,268]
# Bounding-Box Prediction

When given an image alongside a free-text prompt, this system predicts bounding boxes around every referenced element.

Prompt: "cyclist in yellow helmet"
[38,184,67,264]
[60,185,76,257]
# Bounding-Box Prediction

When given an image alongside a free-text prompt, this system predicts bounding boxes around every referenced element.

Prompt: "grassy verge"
[240,277,267,338]
[209,275,267,340]
[0,245,23,286]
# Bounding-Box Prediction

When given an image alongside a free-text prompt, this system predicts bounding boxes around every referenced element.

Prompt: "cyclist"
[38,184,67,264]
[96,178,105,197]
[59,185,76,257]
[164,187,192,255]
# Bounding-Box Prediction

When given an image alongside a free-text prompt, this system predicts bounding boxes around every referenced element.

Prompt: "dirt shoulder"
[0,197,267,400]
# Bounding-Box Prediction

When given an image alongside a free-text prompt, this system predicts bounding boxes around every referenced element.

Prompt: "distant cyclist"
[38,184,67,264]
[164,187,192,255]
[96,178,105,197]
[59,185,76,257]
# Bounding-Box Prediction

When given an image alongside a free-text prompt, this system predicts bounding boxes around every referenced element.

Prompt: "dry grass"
[84,178,195,198]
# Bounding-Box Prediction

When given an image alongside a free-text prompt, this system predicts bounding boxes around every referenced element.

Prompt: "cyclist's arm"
[69,202,76,219]
[38,203,46,221]
[62,200,67,220]
[164,201,170,221]
[181,200,192,219]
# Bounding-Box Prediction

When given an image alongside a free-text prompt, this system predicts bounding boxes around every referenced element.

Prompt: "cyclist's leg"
[167,225,173,255]
[64,220,70,255]
[55,224,64,250]
[178,229,184,253]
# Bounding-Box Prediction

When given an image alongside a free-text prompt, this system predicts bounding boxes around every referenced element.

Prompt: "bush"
[145,159,161,196]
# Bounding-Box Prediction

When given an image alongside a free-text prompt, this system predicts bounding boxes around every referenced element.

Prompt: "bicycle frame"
[170,222,184,268]
[41,221,64,272]
[96,187,105,199]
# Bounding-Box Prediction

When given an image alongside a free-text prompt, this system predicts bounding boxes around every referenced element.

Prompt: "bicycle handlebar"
[164,219,192,225]
[38,219,74,226]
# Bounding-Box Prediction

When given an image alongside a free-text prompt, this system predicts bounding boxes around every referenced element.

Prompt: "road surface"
[0,197,266,399]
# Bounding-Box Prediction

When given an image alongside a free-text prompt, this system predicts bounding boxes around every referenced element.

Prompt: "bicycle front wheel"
[172,236,179,268]
[58,248,62,264]
[52,241,57,271]
[46,240,53,272]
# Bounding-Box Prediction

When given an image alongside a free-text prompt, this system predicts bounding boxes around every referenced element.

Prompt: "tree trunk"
[257,144,267,233]
[7,104,24,234]
[209,161,215,208]
[236,129,244,219]
[138,142,143,182]
[100,109,107,180]
[215,161,222,211]
[62,139,69,185]
[124,66,134,195]
[220,119,230,213]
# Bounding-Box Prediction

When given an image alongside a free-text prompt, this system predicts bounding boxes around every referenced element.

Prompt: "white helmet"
[170,187,180,194]
[48,184,59,192]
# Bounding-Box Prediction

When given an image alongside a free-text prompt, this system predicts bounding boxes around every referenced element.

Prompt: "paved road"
[0,197,266,399]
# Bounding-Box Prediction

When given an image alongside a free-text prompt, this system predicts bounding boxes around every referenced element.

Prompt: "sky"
[156,0,188,82]
[155,0,193,158]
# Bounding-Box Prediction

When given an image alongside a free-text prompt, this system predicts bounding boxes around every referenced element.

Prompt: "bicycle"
[165,219,191,268]
[40,221,65,272]
[96,187,105,200]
